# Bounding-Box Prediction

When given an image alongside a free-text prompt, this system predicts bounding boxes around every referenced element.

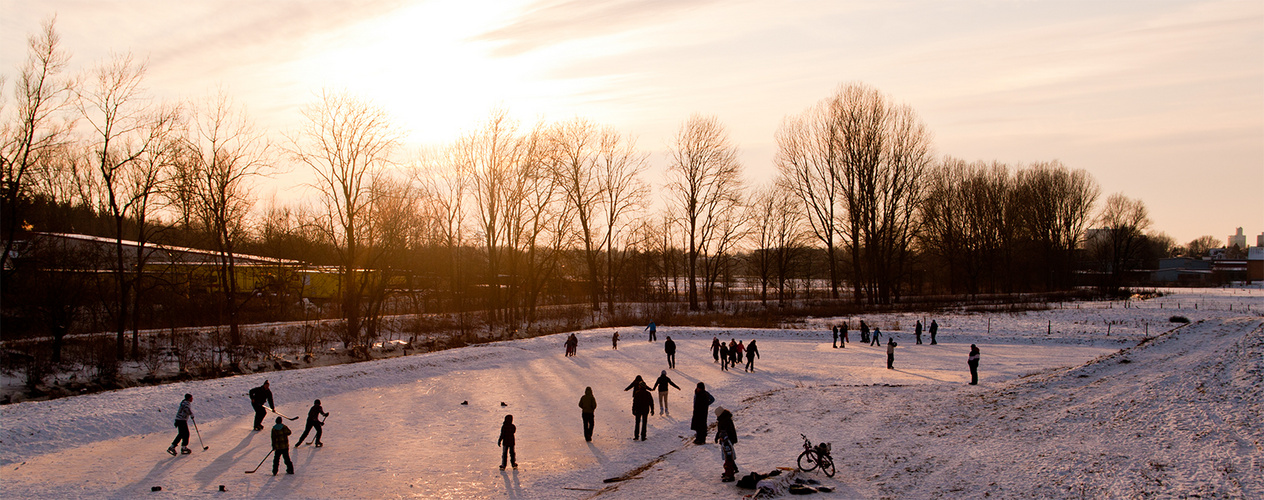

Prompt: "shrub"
[1169,315,1190,324]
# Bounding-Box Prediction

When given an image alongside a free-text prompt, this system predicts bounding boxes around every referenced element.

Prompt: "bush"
[1169,315,1190,324]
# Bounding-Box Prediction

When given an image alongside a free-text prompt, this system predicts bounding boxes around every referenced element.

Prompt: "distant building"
[1249,247,1264,283]
[1257,232,1264,248]
[1151,257,1213,285]
[1228,227,1247,249]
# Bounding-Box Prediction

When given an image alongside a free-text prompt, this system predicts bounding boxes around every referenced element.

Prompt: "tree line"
[3,20,1185,369]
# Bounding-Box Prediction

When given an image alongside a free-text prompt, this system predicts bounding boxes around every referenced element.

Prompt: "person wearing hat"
[578,387,597,441]
[167,393,194,456]
[295,399,329,448]
[714,407,738,482]
[271,416,294,475]
[248,380,274,431]
[691,382,714,444]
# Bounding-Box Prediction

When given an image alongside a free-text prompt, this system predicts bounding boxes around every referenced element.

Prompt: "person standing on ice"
[871,327,882,346]
[930,320,939,345]
[271,416,294,475]
[832,326,839,348]
[249,380,274,431]
[691,382,715,444]
[860,320,870,344]
[711,337,721,363]
[652,370,680,416]
[718,342,730,371]
[841,321,848,347]
[736,340,746,364]
[915,320,923,344]
[168,393,194,456]
[631,381,655,440]
[968,344,981,385]
[887,339,898,369]
[744,340,760,372]
[645,321,657,341]
[295,399,329,448]
[612,331,619,350]
[579,387,597,441]
[664,336,677,368]
[714,407,738,482]
[497,414,517,469]
[728,339,739,367]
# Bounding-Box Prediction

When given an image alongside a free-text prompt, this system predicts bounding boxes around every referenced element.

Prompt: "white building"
[1228,227,1247,249]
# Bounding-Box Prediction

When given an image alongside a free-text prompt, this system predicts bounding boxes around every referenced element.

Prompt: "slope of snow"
[0,287,1260,499]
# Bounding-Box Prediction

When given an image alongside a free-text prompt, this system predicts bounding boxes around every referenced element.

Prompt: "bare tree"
[77,53,178,359]
[666,114,742,311]
[179,90,272,348]
[289,90,399,352]
[1013,161,1099,290]
[548,118,603,311]
[776,103,843,298]
[747,182,805,305]
[1,18,74,277]
[595,127,647,311]
[1091,193,1151,292]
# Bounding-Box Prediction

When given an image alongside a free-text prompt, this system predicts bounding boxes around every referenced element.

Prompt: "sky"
[2,0,1261,244]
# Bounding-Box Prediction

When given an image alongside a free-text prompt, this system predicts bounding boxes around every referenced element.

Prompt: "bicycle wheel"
[797,450,819,472]
[819,455,836,477]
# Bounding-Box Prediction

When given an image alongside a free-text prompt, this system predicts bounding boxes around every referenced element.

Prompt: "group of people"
[564,333,579,356]
[711,337,760,372]
[834,319,939,347]
[168,380,330,477]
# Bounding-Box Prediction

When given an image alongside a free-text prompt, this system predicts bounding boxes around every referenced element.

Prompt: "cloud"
[474,0,721,57]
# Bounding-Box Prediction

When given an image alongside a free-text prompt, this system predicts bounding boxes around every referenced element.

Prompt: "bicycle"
[797,433,836,477]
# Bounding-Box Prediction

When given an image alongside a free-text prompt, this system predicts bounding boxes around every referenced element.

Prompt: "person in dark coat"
[664,336,677,369]
[728,340,739,367]
[841,321,848,347]
[691,382,714,444]
[498,414,517,469]
[915,320,923,344]
[631,382,655,441]
[887,339,898,369]
[295,399,329,448]
[930,320,939,345]
[968,344,980,385]
[714,407,738,482]
[612,331,619,350]
[651,370,680,416]
[718,342,730,371]
[744,340,760,372]
[623,375,645,391]
[832,326,838,348]
[168,393,193,456]
[249,381,274,431]
[579,387,597,441]
[711,337,721,363]
[860,321,870,344]
[271,417,294,475]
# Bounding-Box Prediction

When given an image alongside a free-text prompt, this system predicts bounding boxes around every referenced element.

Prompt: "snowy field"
[1,287,1260,499]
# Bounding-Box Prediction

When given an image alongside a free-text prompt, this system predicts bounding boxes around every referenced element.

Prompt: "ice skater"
[249,380,274,431]
[887,339,898,369]
[968,344,980,385]
[711,337,721,363]
[871,327,882,347]
[579,387,597,441]
[840,321,848,347]
[832,326,839,348]
[168,393,194,456]
[691,382,715,444]
[612,331,619,350]
[652,370,680,416]
[271,417,294,475]
[744,340,760,372]
[295,399,328,448]
[631,382,655,440]
[664,336,677,369]
[715,407,738,482]
[930,320,939,345]
[915,320,923,344]
[498,414,517,469]
[645,321,657,342]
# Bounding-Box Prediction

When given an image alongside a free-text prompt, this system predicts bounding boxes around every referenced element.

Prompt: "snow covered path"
[1,287,1260,499]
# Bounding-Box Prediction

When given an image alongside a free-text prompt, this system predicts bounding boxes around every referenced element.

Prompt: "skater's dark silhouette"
[691,382,714,444]
[579,387,597,441]
[249,381,274,431]
[968,344,980,385]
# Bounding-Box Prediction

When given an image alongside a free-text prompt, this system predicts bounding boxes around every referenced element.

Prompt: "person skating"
[735,340,745,364]
[744,340,760,372]
[871,327,882,347]
[711,337,721,363]
[718,342,730,371]
[295,399,329,448]
[249,381,274,431]
[691,382,715,444]
[841,321,848,347]
[664,336,677,369]
[498,414,517,469]
[651,370,680,416]
[714,407,738,482]
[623,374,646,391]
[271,417,294,475]
[970,343,980,386]
[887,339,898,369]
[860,321,869,344]
[579,387,597,441]
[728,340,739,367]
[631,382,655,441]
[612,331,619,350]
[565,333,578,357]
[168,393,194,456]
[645,321,657,342]
[930,320,938,345]
[832,326,838,348]
[915,320,923,345]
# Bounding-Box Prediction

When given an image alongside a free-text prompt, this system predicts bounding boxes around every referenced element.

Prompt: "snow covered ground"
[1,287,1260,499]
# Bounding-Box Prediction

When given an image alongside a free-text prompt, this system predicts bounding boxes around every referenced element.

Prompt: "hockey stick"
[269,408,299,421]
[244,450,274,474]
[192,418,209,451]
